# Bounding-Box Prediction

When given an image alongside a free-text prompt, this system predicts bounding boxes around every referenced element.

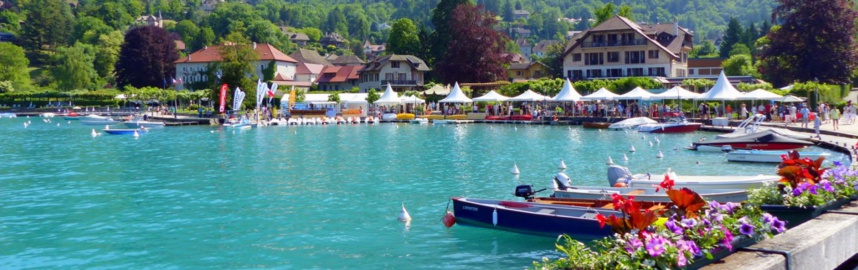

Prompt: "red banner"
[218,84,228,113]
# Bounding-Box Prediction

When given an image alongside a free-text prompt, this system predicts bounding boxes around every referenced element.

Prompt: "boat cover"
[694,130,813,148]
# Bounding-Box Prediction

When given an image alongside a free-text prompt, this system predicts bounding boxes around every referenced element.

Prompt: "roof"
[317,65,362,83]
[273,73,313,87]
[515,39,530,47]
[330,55,366,66]
[532,40,559,53]
[562,15,691,60]
[359,54,430,72]
[688,58,726,68]
[513,10,530,15]
[363,40,385,51]
[287,32,310,42]
[176,43,297,64]
[174,40,186,51]
[500,53,527,63]
[288,48,331,66]
[296,62,325,75]
[509,61,548,70]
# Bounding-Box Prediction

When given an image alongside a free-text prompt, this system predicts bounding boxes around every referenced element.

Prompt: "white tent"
[508,90,549,101]
[341,93,370,105]
[400,95,425,104]
[421,84,450,96]
[698,71,744,101]
[581,88,620,100]
[472,90,510,102]
[737,89,783,100]
[439,82,473,103]
[652,86,701,100]
[552,78,582,102]
[373,83,401,105]
[617,86,654,100]
[781,95,805,103]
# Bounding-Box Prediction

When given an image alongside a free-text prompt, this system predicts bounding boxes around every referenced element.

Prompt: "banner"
[218,84,228,113]
[288,87,296,108]
[233,87,246,111]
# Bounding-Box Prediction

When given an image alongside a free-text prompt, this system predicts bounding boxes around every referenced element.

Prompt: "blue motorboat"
[450,197,616,240]
[103,128,148,135]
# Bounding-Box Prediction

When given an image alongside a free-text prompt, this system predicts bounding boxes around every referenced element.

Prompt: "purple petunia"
[723,202,739,213]
[625,236,643,253]
[820,180,835,192]
[665,219,683,235]
[762,213,774,225]
[739,218,755,236]
[645,235,668,257]
[681,218,697,228]
[709,201,721,210]
[722,227,734,251]
[677,239,702,256]
[772,219,787,233]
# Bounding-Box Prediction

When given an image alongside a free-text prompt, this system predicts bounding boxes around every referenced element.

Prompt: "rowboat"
[450,197,616,239]
[726,150,830,163]
[606,166,779,190]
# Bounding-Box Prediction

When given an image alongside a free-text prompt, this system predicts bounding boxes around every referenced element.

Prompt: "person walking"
[813,113,822,139]
[830,105,841,130]
[799,105,810,128]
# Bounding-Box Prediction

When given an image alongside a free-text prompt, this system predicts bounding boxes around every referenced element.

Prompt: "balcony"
[381,80,418,86]
[581,39,647,48]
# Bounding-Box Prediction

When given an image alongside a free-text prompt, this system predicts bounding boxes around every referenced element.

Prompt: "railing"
[381,80,418,85]
[581,39,647,48]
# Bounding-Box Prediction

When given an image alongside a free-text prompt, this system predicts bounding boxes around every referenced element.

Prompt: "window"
[624,51,646,64]
[572,53,581,61]
[607,52,619,62]
[391,61,400,68]
[517,71,523,76]
[647,68,666,76]
[398,73,406,80]
[385,73,394,80]
[592,34,604,45]
[572,70,583,79]
[585,53,603,65]
[626,68,644,76]
[648,50,659,59]
[607,68,622,77]
[586,69,602,78]
[607,34,618,45]
[689,69,695,75]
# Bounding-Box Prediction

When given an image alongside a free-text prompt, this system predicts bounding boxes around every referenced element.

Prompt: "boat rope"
[739,247,791,270]
[444,199,451,213]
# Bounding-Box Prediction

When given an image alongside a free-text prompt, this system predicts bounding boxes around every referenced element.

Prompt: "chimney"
[674,21,678,36]
[204,45,207,50]
[253,42,257,49]
[187,55,191,61]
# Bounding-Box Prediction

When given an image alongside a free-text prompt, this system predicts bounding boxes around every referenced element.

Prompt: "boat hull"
[451,198,614,239]
[697,143,810,151]
[104,129,147,135]
[638,123,702,133]
[582,122,611,129]
[124,121,165,128]
[552,187,748,203]
[727,150,830,163]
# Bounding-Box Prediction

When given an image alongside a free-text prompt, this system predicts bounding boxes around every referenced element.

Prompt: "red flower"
[656,174,675,192]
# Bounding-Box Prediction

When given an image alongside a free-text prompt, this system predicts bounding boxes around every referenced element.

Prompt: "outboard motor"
[514,185,535,199]
[607,165,633,187]
[553,173,572,190]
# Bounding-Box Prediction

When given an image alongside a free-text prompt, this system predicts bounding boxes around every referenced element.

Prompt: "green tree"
[387,18,420,55]
[324,7,348,37]
[300,27,322,42]
[720,17,743,58]
[74,16,114,45]
[617,5,633,20]
[0,10,22,35]
[594,3,616,25]
[503,0,514,22]
[218,32,259,109]
[431,0,470,73]
[195,27,216,51]
[94,31,124,79]
[722,54,756,76]
[20,0,75,60]
[0,43,31,87]
[52,43,99,91]
[728,43,751,57]
[365,88,380,104]
[175,20,200,50]
[262,60,276,82]
[693,40,717,57]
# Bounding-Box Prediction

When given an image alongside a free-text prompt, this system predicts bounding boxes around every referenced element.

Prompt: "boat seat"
[627,189,646,195]
[537,208,555,214]
[601,203,614,209]
[648,205,666,212]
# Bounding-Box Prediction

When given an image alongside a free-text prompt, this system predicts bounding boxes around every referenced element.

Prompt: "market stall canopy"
[508,90,549,101]
[400,95,425,104]
[616,86,654,100]
[581,88,620,101]
[737,89,783,100]
[781,95,805,103]
[472,90,510,102]
[341,93,369,104]
[552,78,582,102]
[373,83,401,105]
[698,71,744,101]
[439,82,473,103]
[652,86,701,100]
[421,84,450,95]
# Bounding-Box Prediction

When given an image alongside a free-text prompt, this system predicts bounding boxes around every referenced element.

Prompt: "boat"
[223,116,254,129]
[80,115,121,125]
[549,173,748,203]
[636,114,701,133]
[382,113,398,121]
[726,150,830,163]
[0,112,16,118]
[608,117,657,130]
[123,116,166,128]
[485,115,510,120]
[409,118,429,124]
[690,130,814,151]
[63,112,81,120]
[509,114,533,121]
[715,114,766,139]
[103,127,148,135]
[607,165,779,190]
[40,112,56,118]
[432,119,451,125]
[582,122,611,129]
[450,197,616,239]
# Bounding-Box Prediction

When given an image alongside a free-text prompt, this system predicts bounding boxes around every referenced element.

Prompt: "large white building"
[357,54,430,92]
[174,43,298,90]
[562,15,693,80]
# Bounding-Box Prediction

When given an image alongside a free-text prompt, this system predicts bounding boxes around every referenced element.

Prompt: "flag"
[268,83,278,98]
[288,87,296,108]
[218,84,228,113]
[172,78,178,85]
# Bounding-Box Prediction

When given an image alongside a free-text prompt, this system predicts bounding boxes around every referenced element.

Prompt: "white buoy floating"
[133,130,140,138]
[398,203,412,222]
[511,163,520,175]
[623,153,629,161]
[607,156,614,165]
[105,125,110,130]
[57,123,60,126]
[91,129,98,137]
[649,141,654,147]
[656,150,664,159]
[629,145,636,152]
[558,160,567,170]
[654,137,661,144]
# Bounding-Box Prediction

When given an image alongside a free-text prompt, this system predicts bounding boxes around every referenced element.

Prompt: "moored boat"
[450,197,616,239]
[607,165,779,190]
[637,115,701,133]
[726,149,830,163]
[124,119,166,128]
[608,117,656,130]
[0,112,17,118]
[582,122,611,129]
[549,173,748,203]
[80,115,121,125]
[103,128,148,135]
[690,130,813,151]
[63,112,81,120]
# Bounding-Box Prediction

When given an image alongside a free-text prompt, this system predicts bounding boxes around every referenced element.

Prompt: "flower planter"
[760,198,853,229]
[684,236,757,270]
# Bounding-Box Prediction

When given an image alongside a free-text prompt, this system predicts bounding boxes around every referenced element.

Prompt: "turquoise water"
[0,118,848,269]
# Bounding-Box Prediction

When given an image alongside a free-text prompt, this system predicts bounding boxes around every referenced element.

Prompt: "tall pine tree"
[719,18,743,58]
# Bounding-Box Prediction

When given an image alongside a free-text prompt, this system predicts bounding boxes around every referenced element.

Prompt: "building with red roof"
[174,42,298,90]
[316,65,363,91]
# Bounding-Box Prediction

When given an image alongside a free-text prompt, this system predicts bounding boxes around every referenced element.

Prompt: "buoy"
[558,160,567,170]
[514,126,518,131]
[629,145,636,152]
[91,129,97,137]
[23,122,28,128]
[511,163,520,175]
[67,121,70,124]
[649,141,654,147]
[492,206,498,226]
[641,135,645,140]
[133,130,140,138]
[656,151,664,159]
[105,125,110,130]
[398,203,412,222]
[674,146,679,151]
[623,153,629,161]
[57,123,60,126]
[607,156,614,165]
[442,211,456,228]
[654,137,661,144]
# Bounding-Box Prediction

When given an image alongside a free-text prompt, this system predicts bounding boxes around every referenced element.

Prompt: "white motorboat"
[80,115,120,125]
[715,114,766,139]
[727,150,830,163]
[382,113,398,121]
[40,112,56,118]
[224,116,254,129]
[607,165,779,190]
[608,117,657,130]
[0,113,16,118]
[410,118,429,124]
[636,115,702,133]
[433,119,451,125]
[551,173,748,202]
[123,116,166,128]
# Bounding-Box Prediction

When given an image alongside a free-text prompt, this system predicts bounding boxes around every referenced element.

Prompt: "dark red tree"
[758,0,858,86]
[436,4,510,84]
[115,26,179,89]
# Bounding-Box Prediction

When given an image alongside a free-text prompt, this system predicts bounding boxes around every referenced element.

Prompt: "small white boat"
[551,173,748,202]
[224,116,254,129]
[636,116,702,133]
[382,113,398,121]
[409,118,429,124]
[727,150,830,163]
[124,117,166,128]
[80,115,120,125]
[0,112,16,118]
[40,112,56,118]
[432,119,451,125]
[607,165,779,190]
[608,117,657,130]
